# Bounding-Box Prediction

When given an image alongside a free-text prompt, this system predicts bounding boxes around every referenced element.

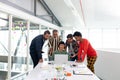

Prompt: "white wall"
[64,28,120,49]
[95,50,120,80]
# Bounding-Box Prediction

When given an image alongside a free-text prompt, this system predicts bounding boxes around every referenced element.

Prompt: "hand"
[70,54,76,58]
[39,59,43,63]
[49,48,53,55]
[50,48,53,52]
[70,56,74,58]
[73,54,76,57]
[76,60,82,63]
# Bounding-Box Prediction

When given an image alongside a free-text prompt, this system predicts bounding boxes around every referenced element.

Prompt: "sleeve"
[30,39,35,57]
[35,38,43,59]
[48,37,53,55]
[73,41,79,54]
[81,39,89,61]
[65,40,68,51]
[84,39,89,52]
[77,44,81,61]
[48,37,53,48]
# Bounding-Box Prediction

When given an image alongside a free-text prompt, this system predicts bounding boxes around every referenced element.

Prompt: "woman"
[73,31,97,73]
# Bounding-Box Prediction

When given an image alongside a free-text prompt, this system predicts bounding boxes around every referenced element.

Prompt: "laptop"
[54,54,68,64]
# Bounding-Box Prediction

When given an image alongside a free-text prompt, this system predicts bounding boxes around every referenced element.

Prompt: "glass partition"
[41,25,48,34]
[29,23,39,42]
[0,5,60,79]
[11,71,28,80]
[11,17,27,77]
[0,11,9,80]
[40,25,54,38]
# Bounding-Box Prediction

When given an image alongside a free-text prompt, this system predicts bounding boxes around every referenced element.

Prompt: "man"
[30,30,51,68]
[48,29,61,61]
[73,31,97,73]
[66,34,79,61]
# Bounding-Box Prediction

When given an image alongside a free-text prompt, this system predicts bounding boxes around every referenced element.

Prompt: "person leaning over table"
[48,29,61,61]
[73,31,97,73]
[30,30,51,68]
[53,41,67,60]
[65,34,79,61]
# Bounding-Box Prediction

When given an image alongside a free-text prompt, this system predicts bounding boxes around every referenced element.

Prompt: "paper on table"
[73,68,93,75]
[77,64,86,68]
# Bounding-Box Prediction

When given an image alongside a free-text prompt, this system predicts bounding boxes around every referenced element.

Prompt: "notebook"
[54,54,68,64]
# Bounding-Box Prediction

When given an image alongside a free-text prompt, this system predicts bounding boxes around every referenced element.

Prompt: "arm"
[30,40,35,59]
[81,39,89,61]
[48,37,53,55]
[69,41,78,58]
[30,37,43,63]
[35,37,44,60]
[73,41,79,54]
[48,37,53,48]
[65,40,69,51]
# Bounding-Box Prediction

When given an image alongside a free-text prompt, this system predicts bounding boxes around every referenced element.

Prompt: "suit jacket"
[30,35,44,67]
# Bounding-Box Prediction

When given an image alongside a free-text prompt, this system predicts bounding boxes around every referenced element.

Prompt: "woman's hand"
[76,60,82,63]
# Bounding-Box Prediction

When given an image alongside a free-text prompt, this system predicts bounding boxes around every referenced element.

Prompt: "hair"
[58,41,65,46]
[53,29,58,33]
[44,30,50,35]
[67,34,73,39]
[73,31,82,37]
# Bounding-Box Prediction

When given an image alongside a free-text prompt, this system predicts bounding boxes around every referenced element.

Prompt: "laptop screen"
[54,54,68,64]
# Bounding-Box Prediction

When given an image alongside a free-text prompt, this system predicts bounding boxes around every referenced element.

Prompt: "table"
[25,61,100,80]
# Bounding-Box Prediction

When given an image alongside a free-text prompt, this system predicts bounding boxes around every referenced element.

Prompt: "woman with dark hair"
[73,31,97,73]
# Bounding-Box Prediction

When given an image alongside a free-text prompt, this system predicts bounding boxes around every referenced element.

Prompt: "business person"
[48,29,61,61]
[73,31,97,73]
[30,30,51,68]
[66,34,79,61]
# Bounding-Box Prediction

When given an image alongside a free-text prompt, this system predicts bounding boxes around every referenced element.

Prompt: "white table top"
[25,61,100,80]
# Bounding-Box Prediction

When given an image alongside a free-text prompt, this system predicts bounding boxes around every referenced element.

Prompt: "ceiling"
[44,0,120,29]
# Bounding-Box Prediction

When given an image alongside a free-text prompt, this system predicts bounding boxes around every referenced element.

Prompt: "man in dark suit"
[30,30,51,68]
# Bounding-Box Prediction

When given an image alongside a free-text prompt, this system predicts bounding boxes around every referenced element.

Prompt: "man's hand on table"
[39,59,43,63]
